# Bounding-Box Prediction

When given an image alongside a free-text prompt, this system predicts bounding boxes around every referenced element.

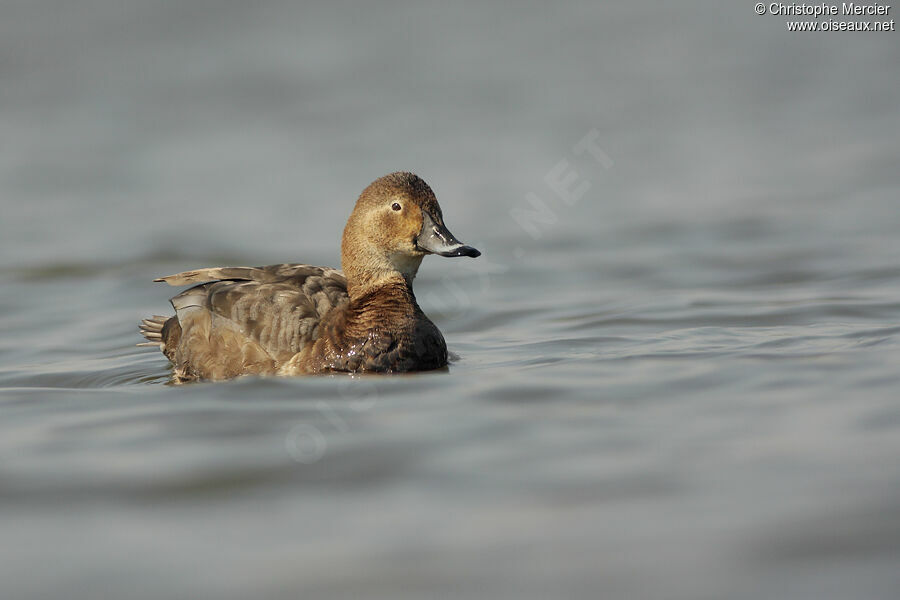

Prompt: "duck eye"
[391,202,402,211]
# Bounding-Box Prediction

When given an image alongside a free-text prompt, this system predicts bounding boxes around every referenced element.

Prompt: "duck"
[139,172,480,382]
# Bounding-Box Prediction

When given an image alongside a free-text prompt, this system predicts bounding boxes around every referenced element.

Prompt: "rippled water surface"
[2,2,900,599]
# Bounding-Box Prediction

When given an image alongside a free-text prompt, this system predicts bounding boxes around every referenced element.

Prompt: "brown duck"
[139,172,480,382]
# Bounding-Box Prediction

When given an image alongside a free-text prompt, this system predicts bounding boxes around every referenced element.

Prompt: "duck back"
[145,264,347,381]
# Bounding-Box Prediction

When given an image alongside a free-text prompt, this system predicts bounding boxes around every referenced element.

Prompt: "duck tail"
[139,315,181,362]
[138,315,170,349]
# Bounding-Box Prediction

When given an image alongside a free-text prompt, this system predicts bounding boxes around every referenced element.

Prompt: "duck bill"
[416,212,481,258]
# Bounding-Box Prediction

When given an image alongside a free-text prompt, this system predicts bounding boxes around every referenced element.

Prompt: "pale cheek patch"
[388,253,424,279]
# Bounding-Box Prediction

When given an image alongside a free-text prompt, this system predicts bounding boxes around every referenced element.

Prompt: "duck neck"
[345,274,420,326]
[342,249,423,297]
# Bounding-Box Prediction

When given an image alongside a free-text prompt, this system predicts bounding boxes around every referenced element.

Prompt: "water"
[2,1,900,598]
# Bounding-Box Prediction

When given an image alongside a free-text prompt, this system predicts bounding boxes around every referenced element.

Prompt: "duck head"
[341,172,480,294]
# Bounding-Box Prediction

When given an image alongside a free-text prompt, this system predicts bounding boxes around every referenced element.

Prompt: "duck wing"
[157,264,348,379]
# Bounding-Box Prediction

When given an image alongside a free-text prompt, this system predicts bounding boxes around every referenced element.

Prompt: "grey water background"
[2,1,900,598]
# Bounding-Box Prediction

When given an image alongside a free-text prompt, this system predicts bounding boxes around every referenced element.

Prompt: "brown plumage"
[139,172,480,382]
